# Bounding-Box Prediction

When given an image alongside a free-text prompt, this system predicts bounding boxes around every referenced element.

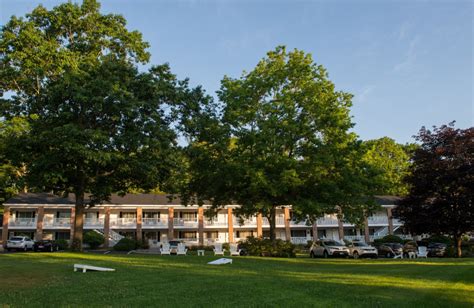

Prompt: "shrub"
[55,239,69,250]
[188,245,214,252]
[113,238,139,251]
[83,231,105,249]
[427,235,452,245]
[238,237,296,258]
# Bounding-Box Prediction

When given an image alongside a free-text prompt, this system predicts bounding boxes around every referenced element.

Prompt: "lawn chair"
[160,243,171,255]
[393,253,403,259]
[229,243,241,256]
[213,243,225,256]
[417,246,428,258]
[177,243,188,256]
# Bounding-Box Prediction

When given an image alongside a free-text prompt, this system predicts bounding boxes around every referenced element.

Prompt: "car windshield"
[10,237,24,241]
[353,242,368,247]
[390,243,403,249]
[324,240,344,246]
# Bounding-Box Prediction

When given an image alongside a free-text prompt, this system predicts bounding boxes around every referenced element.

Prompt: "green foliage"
[427,235,453,245]
[238,236,296,257]
[362,137,412,196]
[187,245,214,252]
[83,231,104,249]
[179,46,381,240]
[373,235,404,244]
[55,239,69,251]
[113,238,139,251]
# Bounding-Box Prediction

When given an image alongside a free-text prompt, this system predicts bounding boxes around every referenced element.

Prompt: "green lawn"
[0,252,473,307]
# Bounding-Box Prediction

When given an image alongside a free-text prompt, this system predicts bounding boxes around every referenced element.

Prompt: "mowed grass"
[0,252,473,307]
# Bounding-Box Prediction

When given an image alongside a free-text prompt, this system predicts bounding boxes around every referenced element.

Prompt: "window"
[206,231,219,239]
[16,211,35,218]
[56,212,70,218]
[55,232,70,240]
[144,231,160,240]
[291,230,306,237]
[236,231,255,239]
[344,228,356,236]
[180,212,197,220]
[120,212,136,218]
[143,212,160,219]
[179,231,196,239]
[317,230,327,238]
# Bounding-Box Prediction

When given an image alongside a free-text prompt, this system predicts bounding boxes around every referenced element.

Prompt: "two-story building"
[1,193,408,247]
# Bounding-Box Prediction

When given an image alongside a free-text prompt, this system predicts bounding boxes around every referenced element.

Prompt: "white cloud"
[356,85,376,103]
[393,35,420,73]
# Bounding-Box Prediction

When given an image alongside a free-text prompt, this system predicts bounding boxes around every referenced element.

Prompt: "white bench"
[74,264,115,273]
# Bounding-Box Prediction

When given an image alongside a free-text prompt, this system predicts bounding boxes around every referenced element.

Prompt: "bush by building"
[83,231,105,249]
[238,237,296,258]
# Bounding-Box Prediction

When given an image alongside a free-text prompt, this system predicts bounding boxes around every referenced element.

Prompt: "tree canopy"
[393,123,473,257]
[180,46,380,240]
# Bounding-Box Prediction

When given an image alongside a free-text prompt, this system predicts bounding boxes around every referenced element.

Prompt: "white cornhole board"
[74,264,115,273]
[207,258,233,265]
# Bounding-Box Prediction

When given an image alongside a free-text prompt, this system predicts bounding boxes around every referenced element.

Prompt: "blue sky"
[1,0,472,143]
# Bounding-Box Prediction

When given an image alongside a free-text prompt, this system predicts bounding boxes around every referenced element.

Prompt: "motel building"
[1,193,409,247]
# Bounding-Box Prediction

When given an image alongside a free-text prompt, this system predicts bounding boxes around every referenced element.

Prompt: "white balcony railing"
[112,218,137,227]
[290,220,309,226]
[233,217,257,227]
[291,237,310,244]
[142,218,167,227]
[316,218,339,226]
[173,218,198,227]
[204,220,228,227]
[84,218,104,228]
[9,218,36,227]
[367,216,388,224]
[44,217,71,228]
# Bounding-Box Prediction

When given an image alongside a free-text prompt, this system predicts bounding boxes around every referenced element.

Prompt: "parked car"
[310,240,349,258]
[6,236,35,252]
[403,241,418,258]
[427,242,447,257]
[168,240,182,254]
[375,242,403,258]
[33,240,60,252]
[347,241,378,259]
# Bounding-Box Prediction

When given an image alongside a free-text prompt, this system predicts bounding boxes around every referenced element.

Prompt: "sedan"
[375,242,403,258]
[34,240,60,252]
[6,236,35,252]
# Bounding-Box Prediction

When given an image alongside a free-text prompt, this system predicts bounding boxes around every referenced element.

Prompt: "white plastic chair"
[160,243,171,255]
[417,246,428,258]
[213,243,225,256]
[393,253,403,259]
[229,243,241,256]
[177,243,188,256]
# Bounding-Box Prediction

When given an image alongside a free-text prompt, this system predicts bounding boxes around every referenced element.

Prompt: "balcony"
[142,218,167,228]
[111,218,137,228]
[173,218,198,228]
[9,218,36,228]
[204,219,228,227]
[233,217,257,227]
[316,218,338,226]
[263,217,286,226]
[290,219,309,227]
[84,218,104,228]
[43,217,71,228]
[367,216,388,225]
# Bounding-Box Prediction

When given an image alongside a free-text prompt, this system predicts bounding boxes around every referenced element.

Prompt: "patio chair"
[393,253,403,259]
[417,246,428,258]
[229,243,241,256]
[177,243,188,256]
[213,243,225,256]
[160,243,171,255]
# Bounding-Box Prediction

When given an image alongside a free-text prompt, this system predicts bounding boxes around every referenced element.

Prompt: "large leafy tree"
[0,0,190,250]
[181,47,379,241]
[362,137,413,196]
[394,123,473,257]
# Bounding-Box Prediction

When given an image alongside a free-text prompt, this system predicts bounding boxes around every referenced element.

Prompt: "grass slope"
[0,253,473,307]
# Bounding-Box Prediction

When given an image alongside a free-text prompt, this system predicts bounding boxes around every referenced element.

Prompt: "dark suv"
[375,242,403,258]
[403,241,418,258]
[427,242,447,257]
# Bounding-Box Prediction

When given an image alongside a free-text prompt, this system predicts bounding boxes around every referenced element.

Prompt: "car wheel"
[23,246,27,252]
[353,251,359,259]
[310,251,315,258]
[386,252,392,258]
[323,250,329,258]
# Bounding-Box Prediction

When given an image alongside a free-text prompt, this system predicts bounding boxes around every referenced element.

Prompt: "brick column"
[2,207,10,245]
[136,207,142,242]
[364,216,370,243]
[284,207,291,241]
[104,207,111,248]
[387,207,394,235]
[69,207,75,242]
[227,208,234,243]
[35,206,45,241]
[257,213,263,237]
[168,207,174,240]
[198,207,204,245]
[312,221,318,242]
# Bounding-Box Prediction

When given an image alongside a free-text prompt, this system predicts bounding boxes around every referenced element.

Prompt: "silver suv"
[310,239,349,258]
[347,241,378,259]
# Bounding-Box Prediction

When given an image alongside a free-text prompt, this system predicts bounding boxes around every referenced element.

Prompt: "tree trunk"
[269,206,277,245]
[454,235,462,258]
[71,192,85,251]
